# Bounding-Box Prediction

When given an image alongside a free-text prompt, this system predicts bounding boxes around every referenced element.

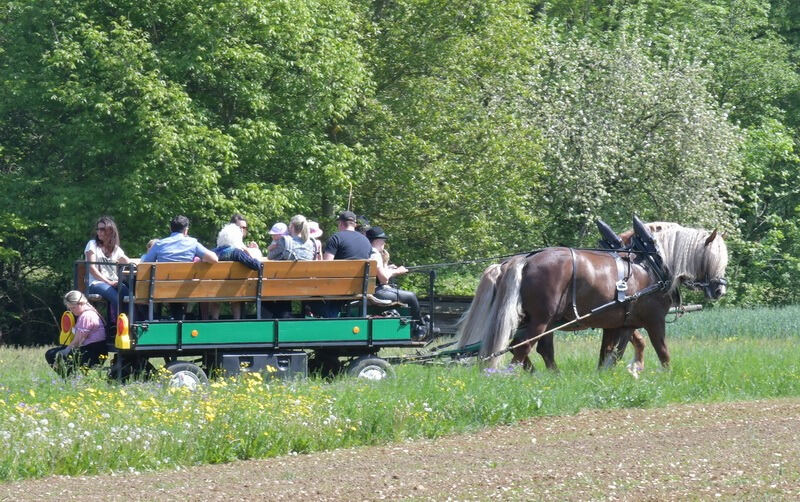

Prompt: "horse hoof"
[626,362,641,379]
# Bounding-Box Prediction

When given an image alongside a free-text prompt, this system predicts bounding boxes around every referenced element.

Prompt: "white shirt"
[84,240,126,284]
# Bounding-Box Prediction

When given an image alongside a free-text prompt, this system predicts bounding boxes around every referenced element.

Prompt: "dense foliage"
[2,0,799,343]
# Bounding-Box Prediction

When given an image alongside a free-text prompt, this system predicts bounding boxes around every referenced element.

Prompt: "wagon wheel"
[346,355,395,380]
[164,361,209,390]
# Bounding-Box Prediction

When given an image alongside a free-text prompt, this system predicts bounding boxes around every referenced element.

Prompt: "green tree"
[0,0,371,260]
[348,0,546,265]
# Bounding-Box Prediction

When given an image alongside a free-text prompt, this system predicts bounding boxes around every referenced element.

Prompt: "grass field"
[0,305,798,481]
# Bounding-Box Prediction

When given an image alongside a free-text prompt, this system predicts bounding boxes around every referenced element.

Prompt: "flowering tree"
[524,37,742,243]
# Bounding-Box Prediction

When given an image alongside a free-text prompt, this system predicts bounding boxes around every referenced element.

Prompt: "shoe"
[413,322,428,340]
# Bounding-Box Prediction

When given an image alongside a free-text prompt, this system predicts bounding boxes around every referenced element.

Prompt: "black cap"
[366,226,389,241]
[337,210,357,222]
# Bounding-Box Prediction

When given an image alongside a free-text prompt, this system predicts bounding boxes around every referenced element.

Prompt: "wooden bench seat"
[127,260,378,303]
[73,259,379,321]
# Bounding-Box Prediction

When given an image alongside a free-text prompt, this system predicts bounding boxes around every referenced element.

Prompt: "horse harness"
[569,247,633,326]
[568,216,673,325]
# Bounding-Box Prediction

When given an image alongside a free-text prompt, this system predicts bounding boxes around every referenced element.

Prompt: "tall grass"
[0,305,798,481]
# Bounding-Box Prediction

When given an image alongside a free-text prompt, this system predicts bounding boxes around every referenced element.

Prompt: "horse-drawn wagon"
[60,259,431,385]
[56,216,728,383]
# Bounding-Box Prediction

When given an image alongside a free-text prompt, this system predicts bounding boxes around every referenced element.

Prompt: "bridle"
[683,277,727,297]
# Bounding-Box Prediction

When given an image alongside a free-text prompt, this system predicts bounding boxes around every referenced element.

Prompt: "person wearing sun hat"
[308,220,323,260]
[266,222,288,255]
[366,226,423,337]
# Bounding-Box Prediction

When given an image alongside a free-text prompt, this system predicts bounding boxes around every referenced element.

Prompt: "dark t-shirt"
[323,231,372,260]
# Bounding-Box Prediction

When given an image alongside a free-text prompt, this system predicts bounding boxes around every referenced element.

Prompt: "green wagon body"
[68,260,426,382]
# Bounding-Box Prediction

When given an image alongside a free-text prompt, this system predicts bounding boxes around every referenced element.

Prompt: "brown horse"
[456,223,728,376]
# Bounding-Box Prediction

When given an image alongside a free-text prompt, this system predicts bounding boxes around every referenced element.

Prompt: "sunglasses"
[96,227,107,231]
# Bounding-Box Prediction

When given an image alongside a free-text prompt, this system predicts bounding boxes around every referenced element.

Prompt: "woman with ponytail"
[45,291,108,375]
[267,214,315,261]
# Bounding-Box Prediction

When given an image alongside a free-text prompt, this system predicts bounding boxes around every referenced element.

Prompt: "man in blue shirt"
[139,215,217,320]
[141,215,218,263]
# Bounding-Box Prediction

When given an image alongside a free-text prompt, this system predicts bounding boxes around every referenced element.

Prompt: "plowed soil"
[3,398,800,501]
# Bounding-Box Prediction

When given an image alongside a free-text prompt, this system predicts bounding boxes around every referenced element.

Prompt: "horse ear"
[704,229,718,247]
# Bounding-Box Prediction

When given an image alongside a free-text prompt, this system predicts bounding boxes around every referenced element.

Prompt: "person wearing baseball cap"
[316,210,372,318]
[322,211,371,261]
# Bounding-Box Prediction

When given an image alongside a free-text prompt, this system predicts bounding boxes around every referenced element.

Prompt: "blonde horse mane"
[652,226,728,294]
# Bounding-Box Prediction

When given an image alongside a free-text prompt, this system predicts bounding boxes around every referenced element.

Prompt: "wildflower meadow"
[0,305,798,481]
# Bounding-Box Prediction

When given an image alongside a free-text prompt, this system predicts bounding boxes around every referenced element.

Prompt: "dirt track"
[2,398,800,501]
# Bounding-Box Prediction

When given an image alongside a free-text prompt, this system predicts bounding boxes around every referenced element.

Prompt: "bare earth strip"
[3,398,800,501]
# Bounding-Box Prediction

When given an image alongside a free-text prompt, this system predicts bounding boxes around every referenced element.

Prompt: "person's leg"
[76,341,107,368]
[88,282,118,318]
[375,285,420,320]
[169,303,186,320]
[45,346,64,367]
[322,300,344,318]
[394,289,421,320]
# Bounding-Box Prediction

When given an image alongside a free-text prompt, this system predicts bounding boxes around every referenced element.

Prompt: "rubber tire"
[346,356,395,380]
[164,361,209,389]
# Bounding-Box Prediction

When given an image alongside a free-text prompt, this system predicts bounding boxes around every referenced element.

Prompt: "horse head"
[700,229,728,299]
[651,225,729,300]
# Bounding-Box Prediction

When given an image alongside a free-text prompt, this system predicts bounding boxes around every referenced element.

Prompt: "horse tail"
[479,255,526,368]
[455,263,503,349]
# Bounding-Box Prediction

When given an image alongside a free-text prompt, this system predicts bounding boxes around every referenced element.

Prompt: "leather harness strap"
[570,248,632,326]
[614,252,628,303]
[570,248,580,321]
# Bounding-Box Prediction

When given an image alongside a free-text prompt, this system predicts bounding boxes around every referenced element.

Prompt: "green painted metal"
[132,316,414,348]
[134,323,178,346]
[371,318,413,341]
[278,319,368,343]
[181,321,272,345]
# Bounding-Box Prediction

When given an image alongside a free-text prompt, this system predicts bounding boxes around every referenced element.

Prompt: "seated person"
[366,226,424,337]
[230,213,263,259]
[84,216,130,320]
[266,222,287,255]
[206,223,263,319]
[140,215,218,320]
[308,220,323,260]
[45,291,107,376]
[268,215,315,261]
[266,215,315,317]
[319,211,372,317]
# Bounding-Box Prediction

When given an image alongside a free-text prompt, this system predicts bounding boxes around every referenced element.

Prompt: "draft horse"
[456,221,728,376]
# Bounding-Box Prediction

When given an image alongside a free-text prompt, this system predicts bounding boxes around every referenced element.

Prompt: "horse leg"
[510,322,551,372]
[598,328,626,370]
[511,344,535,372]
[614,329,631,359]
[626,329,646,378]
[644,322,670,369]
[535,332,558,371]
